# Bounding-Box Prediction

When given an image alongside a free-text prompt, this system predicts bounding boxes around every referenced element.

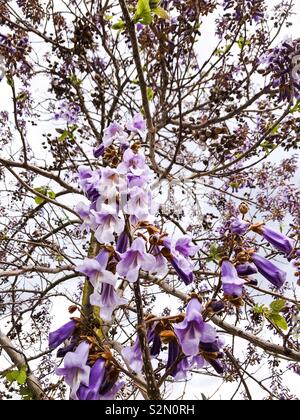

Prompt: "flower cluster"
[220,217,296,299]
[49,114,297,399]
[122,298,224,380]
[259,38,300,103]
[74,115,201,324]
[49,324,123,401]
[49,115,211,399]
[54,100,81,124]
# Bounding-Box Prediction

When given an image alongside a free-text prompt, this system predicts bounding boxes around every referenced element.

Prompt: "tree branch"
[0,330,49,400]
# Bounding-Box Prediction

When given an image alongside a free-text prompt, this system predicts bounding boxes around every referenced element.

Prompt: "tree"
[0,0,299,401]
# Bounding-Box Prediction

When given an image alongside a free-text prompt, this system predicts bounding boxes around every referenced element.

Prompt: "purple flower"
[75,202,90,219]
[118,148,148,177]
[91,204,125,243]
[166,339,190,380]
[75,202,92,232]
[122,323,159,372]
[150,333,162,358]
[122,338,144,373]
[136,23,144,32]
[117,148,150,189]
[208,300,226,313]
[166,339,180,374]
[57,341,77,358]
[252,253,287,289]
[93,143,105,158]
[163,237,196,285]
[289,363,300,376]
[173,358,191,381]
[126,172,149,188]
[170,256,194,285]
[77,358,106,401]
[230,218,250,235]
[223,0,265,24]
[54,100,80,124]
[124,186,156,220]
[190,338,225,375]
[235,262,258,277]
[49,320,77,350]
[126,113,147,137]
[259,38,300,103]
[190,354,205,370]
[103,122,127,148]
[76,250,118,309]
[99,380,124,400]
[199,338,225,374]
[116,237,157,283]
[221,260,245,297]
[90,283,127,321]
[78,166,101,202]
[260,226,295,256]
[175,237,200,259]
[100,167,122,191]
[56,341,91,400]
[77,359,123,401]
[98,365,122,398]
[76,250,116,284]
[174,298,216,356]
[152,246,169,278]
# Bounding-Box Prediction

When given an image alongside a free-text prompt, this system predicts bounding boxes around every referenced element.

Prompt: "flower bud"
[239,202,249,215]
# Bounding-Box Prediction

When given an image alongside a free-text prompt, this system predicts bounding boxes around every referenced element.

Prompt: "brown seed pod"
[239,202,250,215]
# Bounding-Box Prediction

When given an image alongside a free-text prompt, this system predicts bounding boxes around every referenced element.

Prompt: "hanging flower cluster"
[259,38,300,103]
[49,115,297,399]
[49,324,124,401]
[49,114,223,399]
[74,115,202,323]
[121,298,225,380]
[220,213,296,299]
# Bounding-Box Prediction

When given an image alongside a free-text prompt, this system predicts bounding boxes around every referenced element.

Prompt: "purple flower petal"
[261,226,295,256]
[221,260,245,297]
[56,341,91,400]
[252,253,287,289]
[174,298,216,356]
[49,320,77,350]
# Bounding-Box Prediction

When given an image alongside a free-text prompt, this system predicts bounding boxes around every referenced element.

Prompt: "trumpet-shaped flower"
[76,250,118,312]
[56,341,91,400]
[103,121,127,148]
[49,320,77,350]
[221,260,246,297]
[252,253,287,289]
[235,262,258,277]
[117,237,157,283]
[118,148,148,177]
[77,358,106,401]
[174,298,216,356]
[124,187,156,221]
[175,237,200,259]
[126,113,147,137]
[260,226,295,256]
[78,166,101,202]
[90,283,127,322]
[91,204,125,244]
[163,237,197,285]
[230,219,250,236]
